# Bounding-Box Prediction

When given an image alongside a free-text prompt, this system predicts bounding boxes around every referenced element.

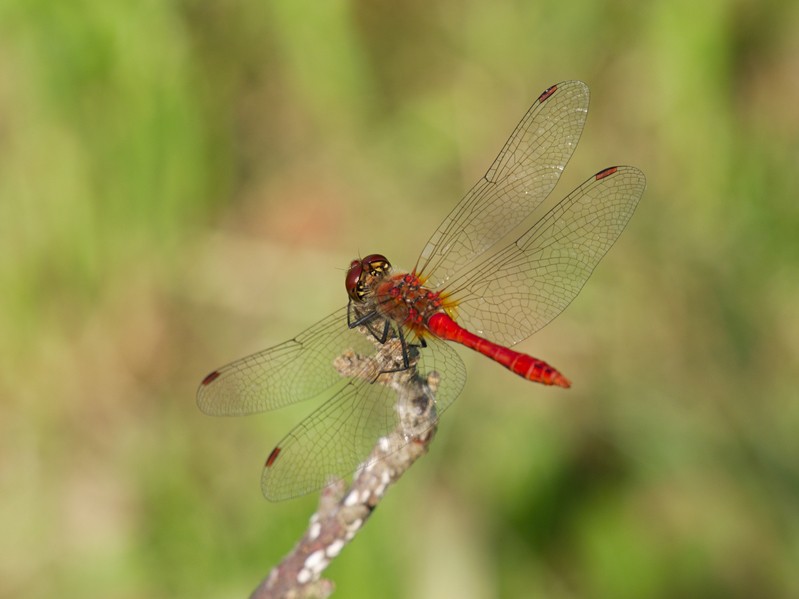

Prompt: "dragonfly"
[198,81,646,501]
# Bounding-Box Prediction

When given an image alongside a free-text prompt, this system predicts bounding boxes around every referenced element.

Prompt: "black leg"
[347,301,393,344]
[348,300,378,328]
[375,325,423,374]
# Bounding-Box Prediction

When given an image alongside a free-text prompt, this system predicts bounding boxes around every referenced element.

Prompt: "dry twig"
[250,335,441,599]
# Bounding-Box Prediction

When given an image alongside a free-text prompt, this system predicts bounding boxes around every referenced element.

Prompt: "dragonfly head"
[346,254,392,302]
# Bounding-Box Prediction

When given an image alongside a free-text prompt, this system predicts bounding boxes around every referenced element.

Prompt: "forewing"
[261,335,466,500]
[197,306,379,416]
[416,81,590,288]
[449,166,646,347]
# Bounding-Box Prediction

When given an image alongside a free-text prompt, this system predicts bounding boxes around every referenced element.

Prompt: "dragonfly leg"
[398,326,410,369]
[347,301,384,336]
[374,318,391,344]
[347,301,396,345]
[347,300,375,328]
[377,325,423,374]
[347,302,421,374]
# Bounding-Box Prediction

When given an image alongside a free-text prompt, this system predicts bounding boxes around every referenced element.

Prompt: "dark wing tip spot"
[537,84,558,103]
[201,370,221,386]
[595,166,618,181]
[265,446,281,468]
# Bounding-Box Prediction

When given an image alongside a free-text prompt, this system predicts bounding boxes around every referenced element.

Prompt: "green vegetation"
[2,0,798,597]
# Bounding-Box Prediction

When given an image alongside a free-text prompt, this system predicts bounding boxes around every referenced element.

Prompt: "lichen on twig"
[249,333,441,599]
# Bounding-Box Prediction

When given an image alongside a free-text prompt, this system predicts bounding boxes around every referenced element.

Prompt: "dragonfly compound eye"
[345,254,392,302]
[345,259,366,302]
[362,253,391,276]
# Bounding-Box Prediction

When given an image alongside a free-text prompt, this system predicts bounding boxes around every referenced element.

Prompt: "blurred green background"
[2,0,798,597]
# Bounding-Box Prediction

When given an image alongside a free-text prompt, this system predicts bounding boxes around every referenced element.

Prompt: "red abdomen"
[426,312,571,388]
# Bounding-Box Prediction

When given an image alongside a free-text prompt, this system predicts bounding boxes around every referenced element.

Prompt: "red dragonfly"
[198,81,646,501]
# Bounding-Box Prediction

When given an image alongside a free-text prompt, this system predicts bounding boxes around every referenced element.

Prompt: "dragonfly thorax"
[373,272,446,333]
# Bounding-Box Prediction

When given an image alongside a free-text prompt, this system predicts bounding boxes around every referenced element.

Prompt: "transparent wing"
[416,81,590,288]
[446,166,646,347]
[261,335,466,500]
[197,306,379,415]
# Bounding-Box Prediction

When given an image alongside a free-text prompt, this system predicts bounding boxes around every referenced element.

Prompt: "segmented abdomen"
[426,312,570,388]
